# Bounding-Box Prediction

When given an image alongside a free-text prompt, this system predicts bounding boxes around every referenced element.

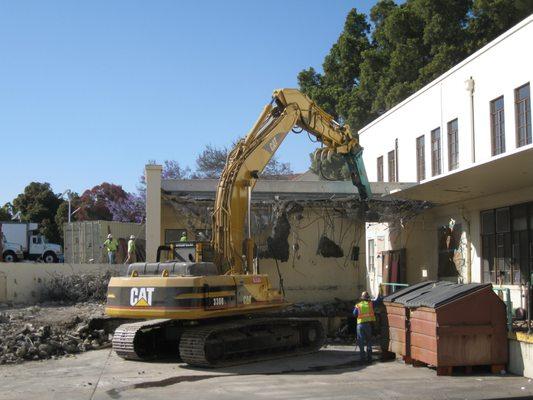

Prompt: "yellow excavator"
[105,88,371,367]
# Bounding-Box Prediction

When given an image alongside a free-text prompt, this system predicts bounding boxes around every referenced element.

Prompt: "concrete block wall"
[0,263,121,304]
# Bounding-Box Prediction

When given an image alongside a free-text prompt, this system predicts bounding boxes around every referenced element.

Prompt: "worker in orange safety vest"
[353,291,381,363]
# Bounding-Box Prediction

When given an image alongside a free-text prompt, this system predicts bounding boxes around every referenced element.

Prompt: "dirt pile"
[0,303,113,365]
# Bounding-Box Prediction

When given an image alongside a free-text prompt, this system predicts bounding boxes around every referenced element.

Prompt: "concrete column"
[145,164,162,262]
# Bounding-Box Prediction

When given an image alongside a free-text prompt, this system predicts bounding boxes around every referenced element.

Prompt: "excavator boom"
[212,88,371,273]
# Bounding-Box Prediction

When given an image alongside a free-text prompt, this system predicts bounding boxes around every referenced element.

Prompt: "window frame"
[416,135,425,182]
[490,95,506,156]
[431,127,441,176]
[377,156,384,182]
[481,202,533,285]
[368,239,375,273]
[387,150,396,182]
[447,118,459,171]
[515,83,531,148]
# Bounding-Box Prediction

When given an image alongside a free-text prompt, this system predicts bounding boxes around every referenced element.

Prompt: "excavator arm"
[212,88,371,274]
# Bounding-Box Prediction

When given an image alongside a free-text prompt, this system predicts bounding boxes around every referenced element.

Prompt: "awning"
[392,146,533,204]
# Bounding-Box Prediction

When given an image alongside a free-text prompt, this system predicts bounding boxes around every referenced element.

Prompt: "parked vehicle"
[1,222,62,263]
[1,238,24,262]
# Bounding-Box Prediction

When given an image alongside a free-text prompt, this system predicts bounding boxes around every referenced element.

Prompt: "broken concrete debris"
[44,272,111,303]
[261,201,302,262]
[266,210,291,262]
[0,303,112,365]
[276,298,354,317]
[317,235,344,258]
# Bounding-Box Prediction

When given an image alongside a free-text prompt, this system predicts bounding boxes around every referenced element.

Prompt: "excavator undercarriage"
[112,316,325,367]
[106,261,325,367]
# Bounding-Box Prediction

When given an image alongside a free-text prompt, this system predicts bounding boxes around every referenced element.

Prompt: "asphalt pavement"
[0,345,532,400]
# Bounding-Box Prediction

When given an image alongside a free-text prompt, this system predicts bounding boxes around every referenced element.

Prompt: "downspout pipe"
[465,77,476,164]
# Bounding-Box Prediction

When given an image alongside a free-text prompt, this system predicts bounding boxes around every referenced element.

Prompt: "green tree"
[298,0,533,135]
[12,182,63,243]
[298,8,371,122]
[0,204,11,221]
[467,0,533,52]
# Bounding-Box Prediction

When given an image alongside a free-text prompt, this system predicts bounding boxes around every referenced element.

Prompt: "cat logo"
[130,287,155,307]
[262,131,289,154]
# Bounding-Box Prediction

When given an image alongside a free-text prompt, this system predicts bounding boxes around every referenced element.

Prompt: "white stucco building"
[361,15,533,304]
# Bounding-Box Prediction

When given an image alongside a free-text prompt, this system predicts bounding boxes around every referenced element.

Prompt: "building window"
[490,96,505,155]
[447,119,459,171]
[416,135,425,182]
[431,127,441,176]
[387,150,396,182]
[515,83,531,147]
[481,202,533,285]
[368,239,375,273]
[377,156,383,182]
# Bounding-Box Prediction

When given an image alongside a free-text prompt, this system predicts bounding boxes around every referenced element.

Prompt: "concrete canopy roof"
[392,146,533,204]
[161,179,415,202]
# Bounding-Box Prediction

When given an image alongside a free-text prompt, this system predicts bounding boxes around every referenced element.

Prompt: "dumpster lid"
[394,282,491,308]
[383,281,436,303]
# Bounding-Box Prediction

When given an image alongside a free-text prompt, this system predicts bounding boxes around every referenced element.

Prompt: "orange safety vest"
[355,300,376,324]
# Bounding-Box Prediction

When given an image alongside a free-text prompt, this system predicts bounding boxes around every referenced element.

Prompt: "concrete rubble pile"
[44,272,111,302]
[277,298,355,317]
[0,273,117,365]
[0,304,112,365]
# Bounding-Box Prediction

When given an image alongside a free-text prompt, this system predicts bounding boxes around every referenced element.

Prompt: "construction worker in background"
[103,234,119,264]
[179,231,188,242]
[124,235,136,264]
[353,291,381,363]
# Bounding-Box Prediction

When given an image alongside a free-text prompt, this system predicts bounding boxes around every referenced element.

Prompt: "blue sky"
[0,1,375,205]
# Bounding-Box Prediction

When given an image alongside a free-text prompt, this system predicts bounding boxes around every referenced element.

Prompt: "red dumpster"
[382,281,435,358]
[383,282,508,375]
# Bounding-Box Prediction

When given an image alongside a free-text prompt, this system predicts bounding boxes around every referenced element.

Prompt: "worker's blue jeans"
[356,322,373,362]
[108,251,116,264]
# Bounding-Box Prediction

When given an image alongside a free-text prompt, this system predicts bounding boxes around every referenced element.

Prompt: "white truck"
[1,222,63,263]
[1,238,24,262]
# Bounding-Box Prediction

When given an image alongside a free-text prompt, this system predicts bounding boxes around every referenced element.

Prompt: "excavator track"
[179,318,325,368]
[112,319,176,361]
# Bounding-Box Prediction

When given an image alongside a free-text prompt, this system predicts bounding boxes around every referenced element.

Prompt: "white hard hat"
[107,234,112,239]
[182,231,187,235]
[130,235,135,240]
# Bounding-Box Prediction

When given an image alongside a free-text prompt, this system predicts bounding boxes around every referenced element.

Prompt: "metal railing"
[380,282,409,294]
